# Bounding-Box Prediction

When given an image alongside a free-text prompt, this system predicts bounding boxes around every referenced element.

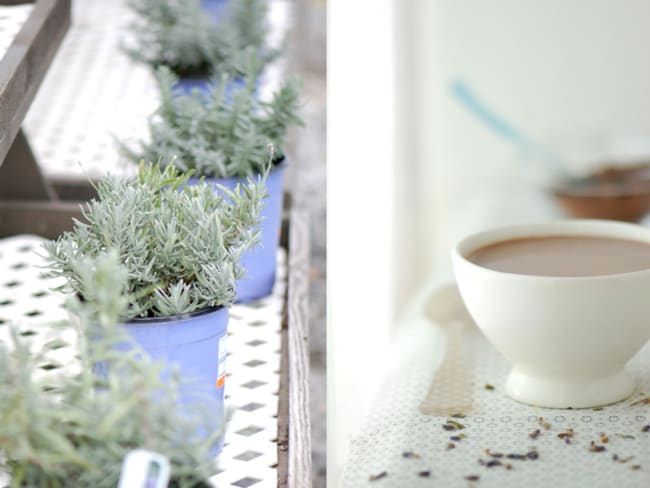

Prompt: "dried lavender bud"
[529,429,541,440]
[452,413,466,419]
[446,442,456,450]
[418,471,431,478]
[484,449,503,458]
[600,434,609,444]
[446,420,466,430]
[631,465,642,470]
[486,460,502,468]
[465,475,480,481]
[450,436,462,442]
[589,441,607,453]
[642,425,650,433]
[484,384,495,391]
[616,434,636,440]
[504,463,513,470]
[442,424,456,431]
[506,453,526,461]
[527,451,539,460]
[612,454,635,464]
[369,471,388,481]
[538,417,551,430]
[402,451,420,459]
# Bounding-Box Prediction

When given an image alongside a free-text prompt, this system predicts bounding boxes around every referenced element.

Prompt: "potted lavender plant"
[125,0,278,96]
[121,67,302,302]
[0,251,218,486]
[43,162,265,453]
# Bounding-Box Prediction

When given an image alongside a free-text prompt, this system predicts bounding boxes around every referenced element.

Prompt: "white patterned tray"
[0,235,286,487]
[340,283,650,488]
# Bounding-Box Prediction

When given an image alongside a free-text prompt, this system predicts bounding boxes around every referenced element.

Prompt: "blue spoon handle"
[450,80,567,175]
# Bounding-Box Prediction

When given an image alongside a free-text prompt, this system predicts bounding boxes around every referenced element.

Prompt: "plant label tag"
[217,335,227,388]
[118,449,171,488]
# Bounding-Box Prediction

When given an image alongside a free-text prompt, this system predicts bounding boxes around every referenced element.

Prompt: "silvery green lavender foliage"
[0,251,216,487]
[124,65,303,178]
[43,163,266,319]
[125,0,279,78]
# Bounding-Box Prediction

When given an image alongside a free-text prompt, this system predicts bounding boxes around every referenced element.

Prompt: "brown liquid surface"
[467,235,650,277]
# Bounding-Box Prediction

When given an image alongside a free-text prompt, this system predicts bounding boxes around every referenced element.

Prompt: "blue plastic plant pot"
[200,0,230,23]
[172,76,257,102]
[189,162,286,303]
[110,307,229,454]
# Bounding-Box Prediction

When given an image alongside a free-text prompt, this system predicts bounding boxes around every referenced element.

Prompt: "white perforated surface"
[0,4,32,56]
[0,235,286,487]
[340,286,650,488]
[23,0,290,180]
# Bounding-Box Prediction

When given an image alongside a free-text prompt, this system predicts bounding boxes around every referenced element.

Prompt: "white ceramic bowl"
[452,219,650,408]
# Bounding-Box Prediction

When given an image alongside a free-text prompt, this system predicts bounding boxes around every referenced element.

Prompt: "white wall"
[424,0,650,265]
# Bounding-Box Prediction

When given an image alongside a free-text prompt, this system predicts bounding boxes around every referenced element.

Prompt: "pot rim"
[126,305,226,325]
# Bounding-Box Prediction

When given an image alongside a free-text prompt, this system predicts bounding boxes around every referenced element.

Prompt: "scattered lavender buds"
[641,425,650,433]
[446,442,456,450]
[484,384,495,391]
[538,417,551,430]
[452,413,466,419]
[464,475,480,481]
[418,471,431,478]
[631,465,642,471]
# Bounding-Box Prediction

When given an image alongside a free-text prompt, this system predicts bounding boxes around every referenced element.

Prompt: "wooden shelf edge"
[278,204,312,487]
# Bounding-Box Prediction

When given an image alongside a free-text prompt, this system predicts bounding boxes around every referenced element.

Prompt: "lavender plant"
[0,251,217,487]
[123,66,303,179]
[124,0,279,78]
[43,162,266,319]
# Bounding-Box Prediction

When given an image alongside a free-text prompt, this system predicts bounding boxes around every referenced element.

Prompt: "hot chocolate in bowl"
[452,220,650,408]
[551,163,650,222]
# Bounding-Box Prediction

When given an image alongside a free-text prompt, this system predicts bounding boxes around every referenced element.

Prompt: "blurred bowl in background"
[520,132,650,222]
[551,164,650,222]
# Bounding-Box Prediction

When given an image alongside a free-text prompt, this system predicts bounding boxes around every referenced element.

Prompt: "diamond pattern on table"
[243,359,266,368]
[232,477,262,488]
[241,380,267,389]
[240,402,265,412]
[233,450,263,462]
[235,425,264,437]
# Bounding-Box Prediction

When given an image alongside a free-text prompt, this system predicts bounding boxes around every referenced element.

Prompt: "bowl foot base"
[505,367,635,408]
